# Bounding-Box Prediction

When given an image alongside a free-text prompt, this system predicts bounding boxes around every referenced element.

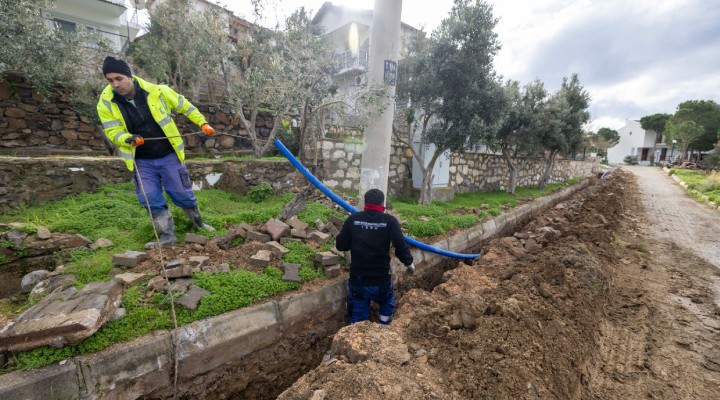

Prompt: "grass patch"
[670,169,720,204]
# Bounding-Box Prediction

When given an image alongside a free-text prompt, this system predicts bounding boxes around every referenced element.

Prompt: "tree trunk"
[649,135,658,166]
[538,150,558,190]
[501,145,517,194]
[419,149,443,205]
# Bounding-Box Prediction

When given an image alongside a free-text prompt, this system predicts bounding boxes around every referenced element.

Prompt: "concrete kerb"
[173,300,282,378]
[277,279,348,332]
[78,331,173,399]
[0,179,591,399]
[0,361,79,400]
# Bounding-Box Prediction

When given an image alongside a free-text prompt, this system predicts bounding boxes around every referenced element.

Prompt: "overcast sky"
[176,0,720,131]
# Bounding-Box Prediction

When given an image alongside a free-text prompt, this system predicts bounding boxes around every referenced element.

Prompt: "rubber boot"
[145,209,178,249]
[183,206,215,231]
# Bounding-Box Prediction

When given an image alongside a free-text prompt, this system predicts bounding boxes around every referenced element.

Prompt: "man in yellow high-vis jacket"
[97,56,215,248]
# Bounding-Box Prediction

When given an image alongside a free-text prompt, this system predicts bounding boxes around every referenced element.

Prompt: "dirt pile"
[277,171,716,399]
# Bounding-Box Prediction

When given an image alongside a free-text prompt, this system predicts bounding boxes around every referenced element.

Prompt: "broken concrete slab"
[286,216,309,232]
[168,278,194,294]
[184,233,209,245]
[112,250,148,268]
[164,265,193,279]
[315,251,340,266]
[327,224,340,238]
[308,231,331,245]
[0,279,124,352]
[177,285,211,311]
[324,264,342,278]
[315,219,325,232]
[290,228,308,238]
[250,250,273,268]
[115,272,146,286]
[280,237,303,246]
[237,222,255,233]
[282,263,303,283]
[263,219,290,241]
[263,241,290,257]
[246,231,272,243]
[328,214,346,227]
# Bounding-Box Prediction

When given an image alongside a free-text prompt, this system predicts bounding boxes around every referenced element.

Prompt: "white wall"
[607,119,643,164]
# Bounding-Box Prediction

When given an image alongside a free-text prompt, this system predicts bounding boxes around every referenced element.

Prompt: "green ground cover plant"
[0,177,581,374]
[670,169,720,204]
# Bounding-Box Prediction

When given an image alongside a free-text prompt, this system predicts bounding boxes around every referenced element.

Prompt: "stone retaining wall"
[316,138,598,196]
[0,179,589,400]
[0,77,271,155]
[0,156,304,212]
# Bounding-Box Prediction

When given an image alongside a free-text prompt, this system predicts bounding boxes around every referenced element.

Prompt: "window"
[53,18,76,34]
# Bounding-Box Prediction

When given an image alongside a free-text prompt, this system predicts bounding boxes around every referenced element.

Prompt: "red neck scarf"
[364,203,385,212]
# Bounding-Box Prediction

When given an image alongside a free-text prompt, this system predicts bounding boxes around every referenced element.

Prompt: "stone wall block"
[278,279,347,332]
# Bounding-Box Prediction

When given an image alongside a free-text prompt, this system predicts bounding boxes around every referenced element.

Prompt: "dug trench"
[276,170,720,399]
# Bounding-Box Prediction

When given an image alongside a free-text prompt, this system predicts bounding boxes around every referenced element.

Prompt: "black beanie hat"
[364,189,385,206]
[102,56,132,77]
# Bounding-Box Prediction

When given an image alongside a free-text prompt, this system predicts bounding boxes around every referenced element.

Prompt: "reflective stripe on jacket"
[96,75,207,171]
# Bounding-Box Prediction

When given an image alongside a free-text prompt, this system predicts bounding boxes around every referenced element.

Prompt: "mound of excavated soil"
[277,171,720,399]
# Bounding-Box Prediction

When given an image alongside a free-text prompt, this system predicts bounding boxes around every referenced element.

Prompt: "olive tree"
[229,8,383,158]
[0,0,108,103]
[395,0,504,204]
[532,74,591,190]
[490,79,548,194]
[133,0,232,100]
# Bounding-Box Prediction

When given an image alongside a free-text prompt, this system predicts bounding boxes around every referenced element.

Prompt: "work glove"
[405,263,415,274]
[124,135,144,147]
[201,123,216,136]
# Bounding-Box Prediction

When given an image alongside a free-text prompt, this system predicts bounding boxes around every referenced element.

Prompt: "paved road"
[625,166,720,268]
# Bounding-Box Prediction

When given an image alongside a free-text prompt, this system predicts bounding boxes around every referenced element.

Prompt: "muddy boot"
[145,209,178,249]
[183,206,215,231]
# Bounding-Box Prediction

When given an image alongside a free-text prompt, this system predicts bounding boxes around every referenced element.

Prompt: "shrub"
[623,155,638,165]
[248,182,273,203]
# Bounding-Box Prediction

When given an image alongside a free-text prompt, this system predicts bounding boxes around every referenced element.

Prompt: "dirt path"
[586,168,720,399]
[277,171,720,400]
[625,165,720,267]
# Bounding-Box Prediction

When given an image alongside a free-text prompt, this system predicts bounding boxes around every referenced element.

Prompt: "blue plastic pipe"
[273,139,481,260]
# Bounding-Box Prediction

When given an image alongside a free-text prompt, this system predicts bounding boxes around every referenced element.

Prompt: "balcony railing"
[334,49,368,73]
[46,18,130,54]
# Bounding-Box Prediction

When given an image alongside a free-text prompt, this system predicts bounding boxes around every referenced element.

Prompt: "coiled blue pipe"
[273,138,481,260]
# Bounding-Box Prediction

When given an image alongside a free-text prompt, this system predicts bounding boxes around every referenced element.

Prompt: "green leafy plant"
[248,182,274,203]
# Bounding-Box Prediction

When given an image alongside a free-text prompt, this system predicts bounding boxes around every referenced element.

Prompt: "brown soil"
[276,170,720,399]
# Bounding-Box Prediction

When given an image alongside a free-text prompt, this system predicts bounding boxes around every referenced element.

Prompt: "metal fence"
[334,49,369,72]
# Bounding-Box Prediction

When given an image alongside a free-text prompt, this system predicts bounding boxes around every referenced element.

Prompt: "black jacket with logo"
[336,210,413,286]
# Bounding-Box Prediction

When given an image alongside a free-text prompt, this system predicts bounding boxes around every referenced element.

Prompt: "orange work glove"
[201,123,216,136]
[124,135,144,147]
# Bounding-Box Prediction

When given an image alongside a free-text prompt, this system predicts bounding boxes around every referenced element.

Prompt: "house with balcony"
[607,119,674,165]
[42,0,143,54]
[311,3,451,192]
[146,0,253,44]
[311,2,421,95]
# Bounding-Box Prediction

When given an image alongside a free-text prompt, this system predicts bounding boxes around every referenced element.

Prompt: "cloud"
[491,0,720,129]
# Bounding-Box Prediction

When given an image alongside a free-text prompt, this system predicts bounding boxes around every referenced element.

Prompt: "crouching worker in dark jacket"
[336,189,415,325]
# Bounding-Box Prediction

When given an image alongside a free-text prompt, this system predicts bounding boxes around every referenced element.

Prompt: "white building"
[310,3,450,191]
[607,119,674,165]
[42,0,144,54]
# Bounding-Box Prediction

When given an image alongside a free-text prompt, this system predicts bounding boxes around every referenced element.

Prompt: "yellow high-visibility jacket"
[96,75,207,171]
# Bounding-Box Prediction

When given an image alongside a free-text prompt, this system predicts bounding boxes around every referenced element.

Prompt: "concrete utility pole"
[359,0,402,206]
